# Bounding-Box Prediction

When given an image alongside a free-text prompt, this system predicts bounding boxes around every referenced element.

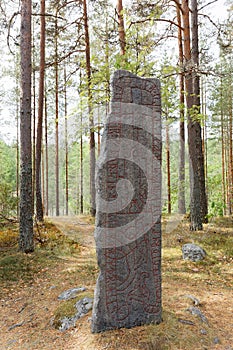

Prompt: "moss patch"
[53,291,94,329]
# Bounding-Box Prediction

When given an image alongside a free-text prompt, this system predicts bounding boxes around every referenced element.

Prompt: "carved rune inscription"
[92,70,162,333]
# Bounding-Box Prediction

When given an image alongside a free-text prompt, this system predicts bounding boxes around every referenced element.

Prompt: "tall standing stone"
[92,70,162,333]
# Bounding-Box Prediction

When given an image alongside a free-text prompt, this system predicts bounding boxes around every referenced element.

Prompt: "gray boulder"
[58,287,86,300]
[59,297,93,331]
[182,243,206,262]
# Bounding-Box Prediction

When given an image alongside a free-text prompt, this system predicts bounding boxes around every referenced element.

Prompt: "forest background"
[0,0,232,235]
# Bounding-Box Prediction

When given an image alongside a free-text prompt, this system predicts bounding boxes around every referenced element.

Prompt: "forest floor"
[0,214,232,350]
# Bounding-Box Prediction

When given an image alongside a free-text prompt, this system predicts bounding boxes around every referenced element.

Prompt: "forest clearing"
[0,0,233,349]
[0,215,232,350]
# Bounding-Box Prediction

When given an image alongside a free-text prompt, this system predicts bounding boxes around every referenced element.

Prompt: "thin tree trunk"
[41,144,45,207]
[105,16,111,103]
[80,130,84,214]
[201,78,208,186]
[166,115,171,214]
[16,99,19,219]
[228,79,233,214]
[97,105,101,156]
[221,110,226,215]
[15,54,20,219]
[32,61,36,216]
[116,0,126,55]
[55,8,59,216]
[176,3,186,214]
[225,136,230,214]
[44,84,49,216]
[83,0,96,216]
[80,70,84,214]
[64,65,69,215]
[19,0,34,253]
[35,0,46,222]
[32,16,36,216]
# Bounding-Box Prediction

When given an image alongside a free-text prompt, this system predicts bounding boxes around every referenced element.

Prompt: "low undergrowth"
[0,220,81,289]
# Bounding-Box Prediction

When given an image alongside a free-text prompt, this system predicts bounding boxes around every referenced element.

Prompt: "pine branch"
[198,0,218,11]
[129,17,183,30]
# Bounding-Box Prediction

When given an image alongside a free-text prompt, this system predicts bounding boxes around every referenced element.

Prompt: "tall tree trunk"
[225,136,230,214]
[41,144,45,207]
[15,53,20,219]
[181,0,203,230]
[181,0,208,229]
[190,0,208,223]
[64,65,69,215]
[228,72,233,214]
[176,3,186,214]
[221,107,226,215]
[55,8,59,216]
[83,0,96,216]
[116,0,126,55]
[201,78,208,186]
[35,0,46,222]
[44,82,49,216]
[80,127,84,214]
[166,115,171,214]
[19,0,34,253]
[32,16,36,216]
[105,16,111,104]
[97,105,101,156]
[32,60,36,215]
[16,97,19,219]
[79,70,84,214]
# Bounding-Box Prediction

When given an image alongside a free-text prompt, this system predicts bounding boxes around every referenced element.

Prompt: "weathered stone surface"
[182,243,206,262]
[92,70,162,333]
[58,297,93,332]
[58,287,86,300]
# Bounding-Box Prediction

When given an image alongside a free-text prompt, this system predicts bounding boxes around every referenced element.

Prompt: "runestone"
[92,70,162,333]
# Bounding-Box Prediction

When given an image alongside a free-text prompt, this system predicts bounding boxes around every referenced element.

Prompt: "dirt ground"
[0,215,232,350]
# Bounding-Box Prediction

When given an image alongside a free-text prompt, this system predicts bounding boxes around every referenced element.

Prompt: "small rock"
[59,316,76,332]
[213,337,220,344]
[200,329,207,335]
[75,297,93,317]
[184,294,200,306]
[58,287,86,300]
[186,306,208,324]
[182,243,206,262]
[49,285,57,290]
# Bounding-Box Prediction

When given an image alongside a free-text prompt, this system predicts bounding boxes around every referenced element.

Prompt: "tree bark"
[176,3,186,214]
[166,115,171,214]
[190,0,208,223]
[221,94,226,215]
[116,0,126,55]
[64,65,69,216]
[227,89,233,215]
[44,82,49,216]
[181,0,204,230]
[15,54,20,219]
[55,7,59,216]
[32,18,36,216]
[35,0,46,222]
[19,0,34,253]
[83,0,96,216]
